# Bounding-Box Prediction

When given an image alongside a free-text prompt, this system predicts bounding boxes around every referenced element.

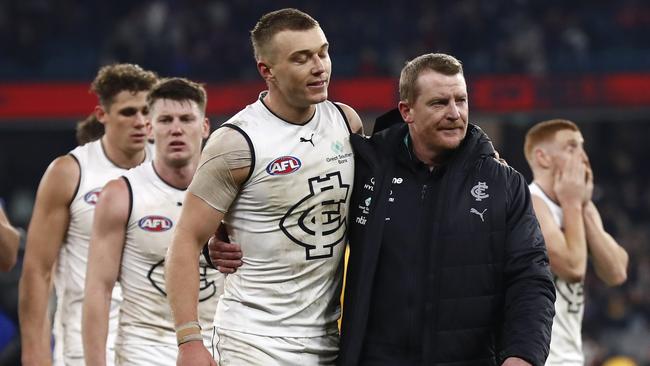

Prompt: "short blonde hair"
[250,8,319,61]
[399,53,463,104]
[524,119,579,164]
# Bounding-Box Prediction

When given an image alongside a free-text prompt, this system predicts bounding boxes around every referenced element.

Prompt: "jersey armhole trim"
[122,176,133,227]
[332,102,353,135]
[67,153,81,208]
[218,124,256,185]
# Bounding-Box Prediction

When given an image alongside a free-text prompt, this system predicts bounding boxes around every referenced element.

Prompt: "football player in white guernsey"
[18,64,158,366]
[82,77,220,365]
[165,8,362,366]
[524,119,628,366]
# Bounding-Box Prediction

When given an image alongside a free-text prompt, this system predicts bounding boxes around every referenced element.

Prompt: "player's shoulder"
[33,154,81,206]
[333,102,363,134]
[203,125,250,157]
[98,177,131,207]
[45,154,81,185]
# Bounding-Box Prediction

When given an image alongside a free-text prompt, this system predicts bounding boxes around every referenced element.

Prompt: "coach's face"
[399,70,469,158]
[262,26,331,109]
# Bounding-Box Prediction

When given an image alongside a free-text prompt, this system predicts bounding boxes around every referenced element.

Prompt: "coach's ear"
[398,100,414,124]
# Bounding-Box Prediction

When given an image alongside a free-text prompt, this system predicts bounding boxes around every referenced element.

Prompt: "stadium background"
[0,0,649,365]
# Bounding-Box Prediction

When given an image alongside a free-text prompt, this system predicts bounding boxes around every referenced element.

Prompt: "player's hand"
[501,357,532,366]
[208,227,242,274]
[553,153,586,207]
[177,341,217,366]
[493,150,508,166]
[583,162,594,205]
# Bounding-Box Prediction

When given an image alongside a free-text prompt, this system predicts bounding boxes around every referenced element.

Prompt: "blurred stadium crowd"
[1,0,649,80]
[0,0,649,365]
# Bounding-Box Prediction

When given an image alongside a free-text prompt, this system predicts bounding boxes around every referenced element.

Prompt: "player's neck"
[533,172,558,203]
[152,158,198,190]
[100,137,146,169]
[263,92,316,125]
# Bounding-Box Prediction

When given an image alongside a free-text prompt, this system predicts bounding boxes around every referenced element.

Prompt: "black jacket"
[339,123,556,366]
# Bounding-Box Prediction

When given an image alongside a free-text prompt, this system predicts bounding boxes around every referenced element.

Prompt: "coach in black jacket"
[338,54,555,366]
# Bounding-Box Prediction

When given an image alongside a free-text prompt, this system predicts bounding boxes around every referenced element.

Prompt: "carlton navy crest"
[147,260,217,302]
[280,171,350,260]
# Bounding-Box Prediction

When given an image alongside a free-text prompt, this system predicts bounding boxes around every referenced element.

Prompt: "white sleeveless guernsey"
[119,162,222,353]
[529,183,584,366]
[53,140,153,364]
[215,97,354,337]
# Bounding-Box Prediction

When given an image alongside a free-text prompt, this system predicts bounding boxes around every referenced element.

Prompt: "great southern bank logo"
[83,188,102,205]
[138,216,173,232]
[266,156,302,175]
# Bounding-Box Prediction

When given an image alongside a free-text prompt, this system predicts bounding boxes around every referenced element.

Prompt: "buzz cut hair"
[524,119,580,164]
[90,63,158,109]
[147,77,208,114]
[399,53,464,104]
[250,8,319,60]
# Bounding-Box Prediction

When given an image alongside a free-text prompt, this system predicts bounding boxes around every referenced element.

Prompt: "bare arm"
[166,193,223,366]
[19,155,79,365]
[335,102,364,135]
[168,128,250,365]
[583,201,628,286]
[533,154,589,283]
[82,178,129,366]
[0,205,20,272]
[532,195,586,283]
[502,357,532,366]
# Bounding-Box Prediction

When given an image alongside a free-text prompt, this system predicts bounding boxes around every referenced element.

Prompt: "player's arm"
[19,155,79,366]
[335,102,364,135]
[82,178,129,366]
[167,194,223,364]
[583,201,628,286]
[166,127,249,365]
[531,195,586,283]
[533,153,589,283]
[0,205,20,272]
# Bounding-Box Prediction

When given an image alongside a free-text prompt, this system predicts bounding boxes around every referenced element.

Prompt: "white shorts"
[53,355,84,366]
[53,352,115,366]
[115,344,177,366]
[214,328,338,366]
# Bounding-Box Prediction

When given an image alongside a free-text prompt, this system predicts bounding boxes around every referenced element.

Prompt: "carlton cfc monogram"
[280,171,350,260]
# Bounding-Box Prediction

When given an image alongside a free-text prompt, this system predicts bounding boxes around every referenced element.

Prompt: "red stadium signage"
[0,74,649,120]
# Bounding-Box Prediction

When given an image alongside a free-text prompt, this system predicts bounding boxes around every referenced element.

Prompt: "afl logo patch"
[84,188,102,205]
[138,216,173,232]
[266,156,302,175]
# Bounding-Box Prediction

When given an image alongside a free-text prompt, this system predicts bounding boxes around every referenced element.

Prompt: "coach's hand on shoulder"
[501,357,532,366]
[178,341,217,366]
[208,225,243,274]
